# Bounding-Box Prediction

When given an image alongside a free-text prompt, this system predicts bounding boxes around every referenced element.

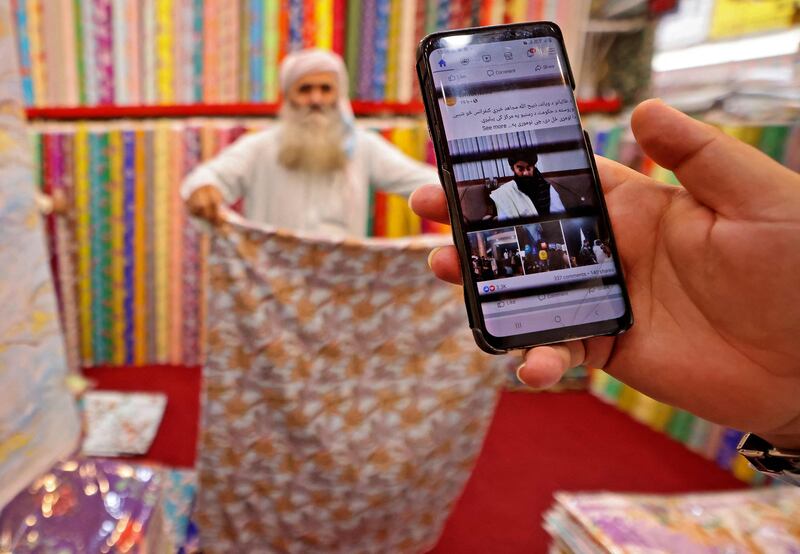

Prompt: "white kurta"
[181,125,440,237]
[489,180,566,220]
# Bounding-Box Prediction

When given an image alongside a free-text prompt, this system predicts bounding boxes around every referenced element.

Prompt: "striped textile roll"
[315,0,333,49]
[302,0,315,48]
[248,0,265,102]
[93,0,114,104]
[435,0,449,31]
[202,0,220,103]
[356,0,376,99]
[88,131,110,364]
[182,126,202,366]
[153,123,170,363]
[112,0,128,105]
[73,125,93,364]
[155,0,175,104]
[108,129,126,365]
[289,0,304,52]
[217,0,239,103]
[12,0,35,104]
[191,0,204,102]
[169,125,184,365]
[372,0,390,101]
[27,0,45,106]
[124,0,142,105]
[384,0,401,101]
[133,129,148,365]
[264,0,280,102]
[55,133,82,372]
[122,130,136,365]
[144,127,158,362]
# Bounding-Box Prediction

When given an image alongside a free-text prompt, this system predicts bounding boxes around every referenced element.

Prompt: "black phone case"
[416,22,632,354]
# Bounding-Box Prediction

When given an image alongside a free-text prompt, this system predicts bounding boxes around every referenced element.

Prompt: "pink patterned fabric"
[195,214,512,553]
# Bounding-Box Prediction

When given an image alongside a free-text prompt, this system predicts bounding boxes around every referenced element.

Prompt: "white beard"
[277,104,348,173]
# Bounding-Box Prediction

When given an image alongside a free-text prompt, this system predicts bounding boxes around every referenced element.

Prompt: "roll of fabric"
[109,129,126,365]
[74,126,93,364]
[169,125,184,365]
[153,123,170,363]
[133,129,148,365]
[92,0,114,104]
[54,133,82,372]
[123,130,136,364]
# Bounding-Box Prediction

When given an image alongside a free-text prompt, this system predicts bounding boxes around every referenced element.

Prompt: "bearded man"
[489,150,567,221]
[182,49,439,236]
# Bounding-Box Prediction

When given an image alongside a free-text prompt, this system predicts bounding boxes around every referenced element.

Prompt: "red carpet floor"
[84,366,744,552]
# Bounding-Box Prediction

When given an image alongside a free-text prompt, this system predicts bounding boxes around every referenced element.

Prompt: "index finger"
[409,184,449,225]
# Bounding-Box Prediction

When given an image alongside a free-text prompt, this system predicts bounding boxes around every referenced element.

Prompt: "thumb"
[631,99,800,220]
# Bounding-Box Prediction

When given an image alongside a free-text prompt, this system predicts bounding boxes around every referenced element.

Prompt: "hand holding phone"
[417,22,633,353]
[414,89,800,455]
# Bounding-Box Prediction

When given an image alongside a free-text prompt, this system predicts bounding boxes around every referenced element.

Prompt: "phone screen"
[427,30,629,343]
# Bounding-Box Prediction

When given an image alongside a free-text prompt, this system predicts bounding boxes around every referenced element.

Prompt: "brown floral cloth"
[195,214,514,553]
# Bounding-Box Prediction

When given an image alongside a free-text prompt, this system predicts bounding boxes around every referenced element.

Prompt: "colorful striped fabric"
[11,0,34,104]
[122,130,135,363]
[93,0,114,104]
[141,0,156,103]
[54,134,82,371]
[263,0,280,102]
[356,0,376,99]
[88,132,110,363]
[34,114,800,371]
[248,0,265,102]
[12,0,594,106]
[288,0,303,52]
[154,0,174,104]
[109,130,125,365]
[371,0,390,100]
[34,117,441,368]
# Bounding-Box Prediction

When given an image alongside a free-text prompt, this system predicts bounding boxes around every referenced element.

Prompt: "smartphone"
[416,22,633,354]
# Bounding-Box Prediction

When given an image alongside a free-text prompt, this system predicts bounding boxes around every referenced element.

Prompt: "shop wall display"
[12,0,590,107]
[33,118,441,368]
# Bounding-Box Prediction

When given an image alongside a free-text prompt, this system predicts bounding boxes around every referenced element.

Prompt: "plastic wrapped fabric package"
[195,214,515,553]
[80,391,168,456]
[0,1,81,509]
[0,458,167,553]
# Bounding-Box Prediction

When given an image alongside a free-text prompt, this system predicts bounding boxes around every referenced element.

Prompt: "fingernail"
[427,247,442,269]
[515,362,528,385]
[407,188,417,210]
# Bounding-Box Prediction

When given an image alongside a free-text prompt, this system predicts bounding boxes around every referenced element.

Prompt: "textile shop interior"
[2,0,800,551]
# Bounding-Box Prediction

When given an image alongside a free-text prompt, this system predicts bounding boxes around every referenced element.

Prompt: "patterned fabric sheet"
[545,487,800,554]
[195,213,516,553]
[0,1,80,509]
[81,391,168,456]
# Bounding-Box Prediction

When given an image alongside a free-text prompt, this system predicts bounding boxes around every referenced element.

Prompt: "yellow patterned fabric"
[195,214,513,553]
